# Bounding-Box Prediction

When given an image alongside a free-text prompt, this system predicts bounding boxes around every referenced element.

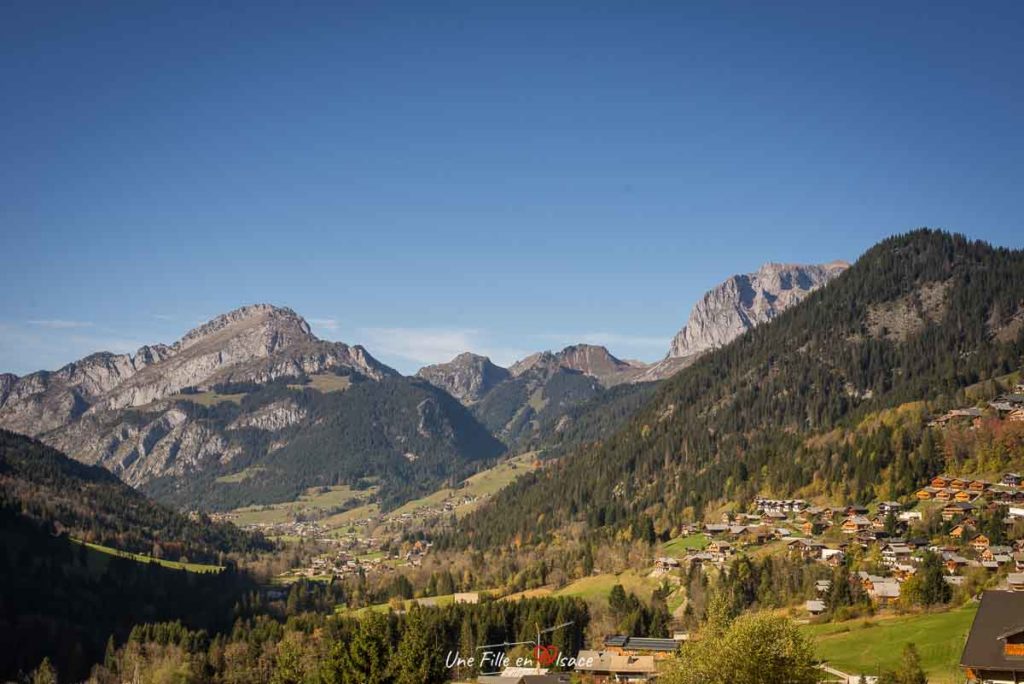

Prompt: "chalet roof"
[574,651,657,675]
[871,581,901,598]
[602,634,684,651]
[884,544,912,554]
[961,591,1024,672]
[479,674,561,684]
[602,636,680,652]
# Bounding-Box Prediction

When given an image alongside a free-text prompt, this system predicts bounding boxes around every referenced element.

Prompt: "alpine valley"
[6,230,1024,684]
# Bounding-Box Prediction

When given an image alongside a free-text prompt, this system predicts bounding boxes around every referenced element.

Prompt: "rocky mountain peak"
[0,304,394,437]
[637,260,848,382]
[553,344,634,377]
[416,353,511,404]
[508,344,643,385]
[175,304,314,353]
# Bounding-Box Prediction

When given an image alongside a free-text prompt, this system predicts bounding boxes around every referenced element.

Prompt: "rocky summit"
[415,352,511,403]
[0,305,415,490]
[0,304,394,438]
[637,261,849,381]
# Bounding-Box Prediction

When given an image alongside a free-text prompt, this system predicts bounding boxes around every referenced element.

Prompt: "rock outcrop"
[416,353,510,403]
[0,304,395,437]
[0,304,400,487]
[638,261,849,381]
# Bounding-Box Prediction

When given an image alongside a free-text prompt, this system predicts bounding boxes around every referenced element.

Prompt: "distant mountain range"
[412,261,847,445]
[0,305,501,510]
[0,259,851,511]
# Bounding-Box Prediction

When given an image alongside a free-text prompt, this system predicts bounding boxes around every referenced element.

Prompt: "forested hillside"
[89,597,590,684]
[0,510,252,682]
[0,430,268,563]
[457,230,1024,548]
[143,375,505,511]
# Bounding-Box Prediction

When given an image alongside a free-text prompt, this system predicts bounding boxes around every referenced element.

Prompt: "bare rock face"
[638,261,849,381]
[99,304,391,411]
[229,400,307,432]
[0,304,397,485]
[0,304,395,438]
[416,353,510,403]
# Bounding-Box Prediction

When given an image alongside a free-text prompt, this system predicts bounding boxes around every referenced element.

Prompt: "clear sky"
[2,1,1022,376]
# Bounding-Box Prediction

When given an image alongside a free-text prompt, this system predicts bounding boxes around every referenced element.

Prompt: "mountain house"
[961,591,1024,683]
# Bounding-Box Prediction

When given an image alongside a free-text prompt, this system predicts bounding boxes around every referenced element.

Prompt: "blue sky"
[2,1,1023,375]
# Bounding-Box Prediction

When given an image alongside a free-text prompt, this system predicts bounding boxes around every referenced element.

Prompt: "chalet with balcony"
[882,543,913,567]
[878,501,903,515]
[972,534,992,552]
[707,540,733,562]
[951,523,974,539]
[942,502,976,521]
[956,490,981,503]
[841,516,872,534]
[788,538,825,559]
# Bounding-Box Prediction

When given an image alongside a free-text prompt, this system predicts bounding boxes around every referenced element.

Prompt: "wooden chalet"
[942,502,976,521]
[960,591,1024,683]
[956,490,980,503]
[841,516,872,534]
[971,534,992,552]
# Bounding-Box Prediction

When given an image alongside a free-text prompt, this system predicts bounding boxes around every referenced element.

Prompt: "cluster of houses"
[929,389,1024,428]
[915,473,1024,506]
[663,469,1024,615]
[466,635,682,683]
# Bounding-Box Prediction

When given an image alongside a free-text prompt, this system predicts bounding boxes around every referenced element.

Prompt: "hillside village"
[661,387,1024,615]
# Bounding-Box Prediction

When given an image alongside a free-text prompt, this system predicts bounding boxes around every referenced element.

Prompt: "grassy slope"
[236,452,539,534]
[662,533,709,556]
[804,605,977,684]
[73,539,223,574]
[230,484,377,526]
[390,451,539,518]
[555,570,660,601]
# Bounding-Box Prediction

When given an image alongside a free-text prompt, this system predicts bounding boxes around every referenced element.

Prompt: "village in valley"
[208,387,1024,683]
